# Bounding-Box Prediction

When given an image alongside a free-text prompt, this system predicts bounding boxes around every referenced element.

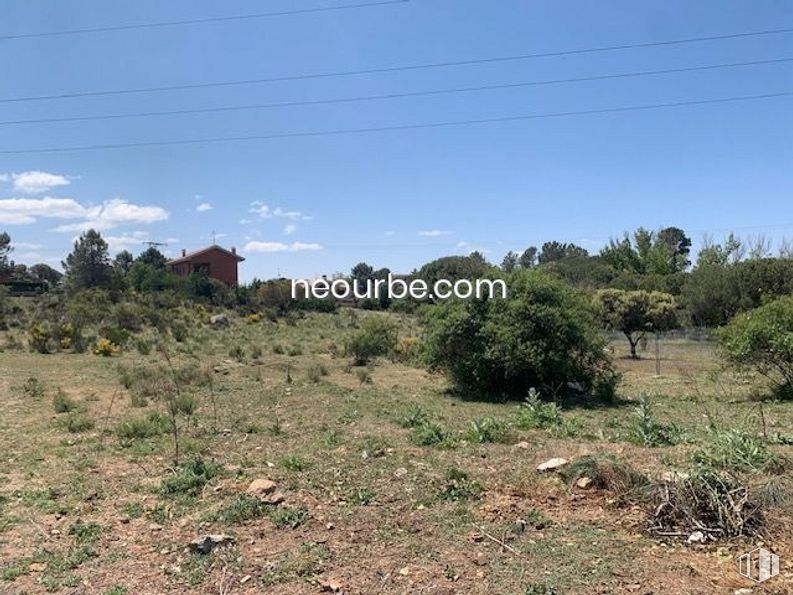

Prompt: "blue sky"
[1,0,792,281]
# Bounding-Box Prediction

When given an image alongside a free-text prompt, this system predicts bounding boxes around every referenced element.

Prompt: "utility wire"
[1,56,790,127]
[0,90,790,155]
[2,25,793,104]
[0,0,408,41]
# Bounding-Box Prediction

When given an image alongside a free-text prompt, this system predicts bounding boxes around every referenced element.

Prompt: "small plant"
[134,338,152,355]
[629,394,682,447]
[397,404,430,428]
[116,411,171,440]
[561,455,648,501]
[355,368,372,385]
[524,584,558,595]
[286,345,303,357]
[22,376,45,399]
[281,455,308,472]
[409,421,456,448]
[270,506,309,529]
[691,429,778,473]
[160,456,221,496]
[514,389,564,430]
[348,487,375,506]
[28,322,52,354]
[306,363,328,383]
[53,389,77,414]
[250,344,263,360]
[229,345,245,362]
[246,312,263,324]
[213,494,268,523]
[467,416,510,444]
[272,343,285,355]
[63,412,95,433]
[94,337,121,357]
[439,467,482,502]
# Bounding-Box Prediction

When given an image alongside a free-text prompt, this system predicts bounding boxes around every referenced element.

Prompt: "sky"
[1,0,792,281]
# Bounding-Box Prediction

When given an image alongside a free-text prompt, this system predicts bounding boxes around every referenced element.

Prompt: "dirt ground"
[0,313,791,594]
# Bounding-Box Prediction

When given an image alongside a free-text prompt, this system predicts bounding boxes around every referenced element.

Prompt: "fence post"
[654,331,661,376]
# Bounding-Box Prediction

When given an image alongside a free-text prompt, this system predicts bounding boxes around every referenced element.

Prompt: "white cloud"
[11,241,43,250]
[384,230,396,236]
[7,171,71,194]
[274,207,311,221]
[244,241,323,253]
[0,197,90,224]
[418,229,452,237]
[53,198,169,232]
[249,201,272,219]
[104,231,151,252]
[196,202,213,212]
[283,223,297,235]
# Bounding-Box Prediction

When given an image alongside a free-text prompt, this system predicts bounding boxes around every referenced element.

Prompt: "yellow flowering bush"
[94,337,121,357]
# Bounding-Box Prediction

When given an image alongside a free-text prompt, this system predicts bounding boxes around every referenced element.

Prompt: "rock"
[734,589,753,595]
[210,314,229,326]
[319,578,343,592]
[514,441,531,450]
[536,458,568,472]
[576,477,593,489]
[240,575,252,585]
[189,534,234,554]
[687,531,706,544]
[246,479,277,497]
[394,467,408,478]
[263,491,285,505]
[29,562,47,573]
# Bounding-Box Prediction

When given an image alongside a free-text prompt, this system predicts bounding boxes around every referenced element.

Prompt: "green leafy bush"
[344,316,398,365]
[160,456,221,496]
[423,270,618,399]
[53,390,77,413]
[718,295,793,398]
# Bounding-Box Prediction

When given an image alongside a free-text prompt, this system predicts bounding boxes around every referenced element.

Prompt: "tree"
[518,246,537,269]
[423,270,618,399]
[718,295,793,398]
[594,289,678,358]
[416,254,491,287]
[655,226,692,273]
[501,251,518,273]
[599,235,643,273]
[0,232,11,274]
[29,263,63,285]
[63,229,113,290]
[350,262,374,285]
[537,241,588,265]
[136,246,167,269]
[113,250,134,274]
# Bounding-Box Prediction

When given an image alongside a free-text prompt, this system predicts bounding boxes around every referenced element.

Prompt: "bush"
[53,390,77,413]
[439,467,482,502]
[466,416,510,443]
[344,316,398,365]
[117,411,172,440]
[28,322,52,354]
[160,456,221,496]
[561,455,648,500]
[94,337,121,357]
[629,395,683,447]
[423,270,617,399]
[409,421,456,448]
[22,377,45,399]
[691,429,778,474]
[718,295,793,398]
[63,412,95,433]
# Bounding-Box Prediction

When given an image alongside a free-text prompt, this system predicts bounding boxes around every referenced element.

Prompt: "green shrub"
[53,390,77,413]
[397,404,430,429]
[466,416,510,443]
[269,506,309,529]
[718,295,793,398]
[409,421,456,448]
[306,363,328,383]
[213,494,267,523]
[116,411,171,440]
[22,377,45,399]
[63,413,95,433]
[513,389,564,429]
[344,316,398,365]
[28,322,52,354]
[629,395,683,447]
[281,455,308,472]
[422,270,617,399]
[691,429,778,473]
[439,467,482,502]
[160,457,221,496]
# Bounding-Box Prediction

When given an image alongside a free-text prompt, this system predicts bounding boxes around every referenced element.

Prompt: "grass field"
[0,311,791,594]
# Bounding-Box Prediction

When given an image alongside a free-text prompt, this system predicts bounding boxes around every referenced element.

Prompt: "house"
[166,244,244,286]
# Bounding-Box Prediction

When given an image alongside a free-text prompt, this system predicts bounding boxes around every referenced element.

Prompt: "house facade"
[166,245,244,286]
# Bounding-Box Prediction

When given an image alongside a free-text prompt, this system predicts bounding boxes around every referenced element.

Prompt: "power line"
[2,56,791,127]
[0,90,790,155]
[0,0,408,41]
[2,25,793,104]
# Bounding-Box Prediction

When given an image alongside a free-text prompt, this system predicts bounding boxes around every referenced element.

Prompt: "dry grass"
[0,312,791,593]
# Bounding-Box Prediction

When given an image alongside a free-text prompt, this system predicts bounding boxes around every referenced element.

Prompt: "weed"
[281,455,308,472]
[561,455,649,501]
[355,368,372,385]
[270,506,309,529]
[116,411,171,440]
[306,363,328,383]
[286,345,303,357]
[272,344,285,355]
[229,345,245,362]
[160,457,221,497]
[213,494,268,523]
[397,404,430,428]
[691,429,778,473]
[52,389,77,414]
[22,376,45,399]
[260,542,328,585]
[439,467,482,502]
[467,416,510,444]
[409,421,457,448]
[524,584,558,595]
[629,395,683,447]
[62,412,95,433]
[348,487,374,506]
